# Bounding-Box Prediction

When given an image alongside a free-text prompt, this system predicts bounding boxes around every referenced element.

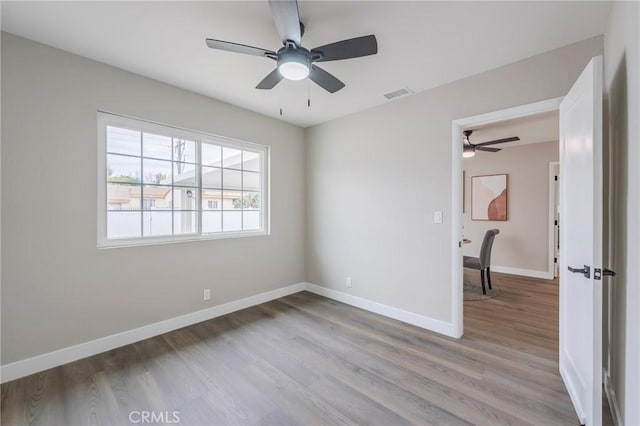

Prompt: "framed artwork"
[471,174,508,221]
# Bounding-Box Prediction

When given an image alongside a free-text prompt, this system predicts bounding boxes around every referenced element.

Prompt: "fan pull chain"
[307,78,311,107]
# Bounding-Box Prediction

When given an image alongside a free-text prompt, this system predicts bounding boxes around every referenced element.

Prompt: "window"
[98,112,269,247]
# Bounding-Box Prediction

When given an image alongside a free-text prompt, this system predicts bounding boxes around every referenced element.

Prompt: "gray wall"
[603,1,639,424]
[463,141,558,273]
[1,33,306,365]
[306,37,602,323]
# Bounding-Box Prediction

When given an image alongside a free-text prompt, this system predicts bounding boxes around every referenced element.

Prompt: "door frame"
[450,96,564,338]
[549,161,560,278]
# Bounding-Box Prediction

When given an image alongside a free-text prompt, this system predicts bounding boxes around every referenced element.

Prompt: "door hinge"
[555,175,558,181]
[554,257,557,263]
[554,220,558,226]
[594,268,617,280]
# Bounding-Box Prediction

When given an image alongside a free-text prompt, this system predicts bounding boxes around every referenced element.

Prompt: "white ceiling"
[470,111,559,149]
[1,1,611,128]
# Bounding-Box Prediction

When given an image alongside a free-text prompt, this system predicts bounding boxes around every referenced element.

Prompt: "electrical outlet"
[203,289,211,301]
[346,277,352,288]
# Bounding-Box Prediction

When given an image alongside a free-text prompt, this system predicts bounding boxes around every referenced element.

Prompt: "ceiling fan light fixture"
[278,61,309,80]
[277,49,310,81]
[463,145,476,158]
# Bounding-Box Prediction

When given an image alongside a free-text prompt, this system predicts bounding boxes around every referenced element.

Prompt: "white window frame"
[97,111,270,248]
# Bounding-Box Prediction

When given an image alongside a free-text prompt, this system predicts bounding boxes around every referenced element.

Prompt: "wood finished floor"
[2,272,612,425]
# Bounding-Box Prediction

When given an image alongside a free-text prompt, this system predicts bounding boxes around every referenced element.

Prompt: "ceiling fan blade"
[474,136,520,147]
[311,35,378,62]
[476,146,502,152]
[256,69,284,90]
[309,65,345,93]
[206,38,275,57]
[268,0,301,46]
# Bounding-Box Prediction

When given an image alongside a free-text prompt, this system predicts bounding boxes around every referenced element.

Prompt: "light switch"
[434,211,443,224]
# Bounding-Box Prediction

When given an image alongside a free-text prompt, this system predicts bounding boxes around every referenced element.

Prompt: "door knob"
[568,265,591,278]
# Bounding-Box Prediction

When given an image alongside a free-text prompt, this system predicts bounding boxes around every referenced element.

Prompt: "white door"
[559,56,603,426]
[554,164,560,278]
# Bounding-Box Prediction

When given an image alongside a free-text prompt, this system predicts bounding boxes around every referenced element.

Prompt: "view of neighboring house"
[105,127,262,237]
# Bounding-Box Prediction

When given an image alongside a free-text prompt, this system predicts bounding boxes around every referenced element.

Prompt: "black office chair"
[464,229,500,295]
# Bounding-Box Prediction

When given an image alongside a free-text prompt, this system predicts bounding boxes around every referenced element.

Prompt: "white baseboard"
[0,282,306,384]
[490,265,554,280]
[1,281,458,383]
[604,372,622,426]
[304,283,457,338]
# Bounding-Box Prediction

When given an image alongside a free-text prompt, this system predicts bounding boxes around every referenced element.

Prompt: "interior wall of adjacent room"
[0,32,306,365]
[462,141,558,274]
[603,1,640,424]
[305,36,602,324]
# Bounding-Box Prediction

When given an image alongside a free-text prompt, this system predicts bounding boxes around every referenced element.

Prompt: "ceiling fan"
[204,0,377,94]
[462,130,520,158]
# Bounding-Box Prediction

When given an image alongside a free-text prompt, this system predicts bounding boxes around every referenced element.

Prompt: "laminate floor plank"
[2,272,613,425]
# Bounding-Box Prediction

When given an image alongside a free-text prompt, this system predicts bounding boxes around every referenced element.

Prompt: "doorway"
[450,96,564,338]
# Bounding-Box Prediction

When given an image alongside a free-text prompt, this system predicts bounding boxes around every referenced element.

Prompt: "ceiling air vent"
[383,87,414,101]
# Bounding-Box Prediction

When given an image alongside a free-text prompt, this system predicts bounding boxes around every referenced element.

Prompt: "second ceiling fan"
[462,130,520,158]
[205,0,378,93]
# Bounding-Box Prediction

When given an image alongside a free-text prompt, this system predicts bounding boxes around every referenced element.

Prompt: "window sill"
[97,230,268,249]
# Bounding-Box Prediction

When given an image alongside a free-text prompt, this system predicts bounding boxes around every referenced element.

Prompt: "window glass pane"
[107,211,141,238]
[173,139,197,164]
[242,151,260,172]
[101,114,267,245]
[202,189,221,210]
[222,146,242,169]
[223,211,242,232]
[241,192,260,210]
[173,188,198,210]
[202,143,222,167]
[143,158,172,184]
[107,183,139,211]
[201,166,222,189]
[174,162,197,187]
[243,171,260,192]
[243,211,260,231]
[223,190,243,210]
[143,211,172,237]
[107,126,140,156]
[108,154,141,184]
[202,211,222,234]
[143,133,172,160]
[142,185,172,210]
[222,169,242,190]
[174,211,197,235]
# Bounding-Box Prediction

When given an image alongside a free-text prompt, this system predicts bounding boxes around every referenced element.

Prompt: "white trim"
[1,282,459,383]
[549,161,560,278]
[490,265,554,280]
[451,120,464,338]
[0,282,305,384]
[604,372,622,426]
[451,96,563,337]
[305,283,458,338]
[97,229,268,250]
